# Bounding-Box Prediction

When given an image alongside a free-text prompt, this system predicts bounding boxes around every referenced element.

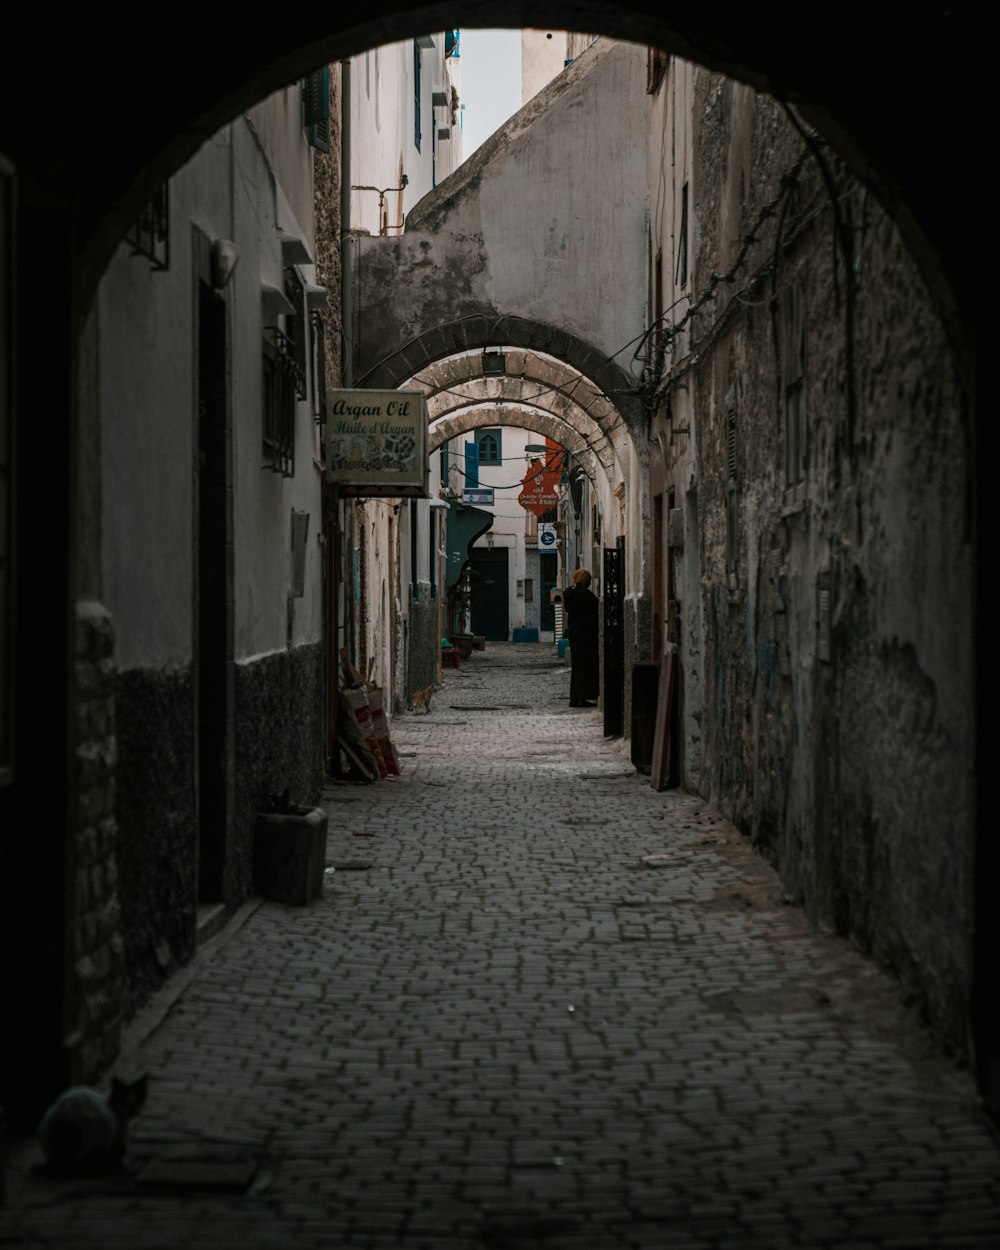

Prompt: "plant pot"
[449,634,475,660]
[254,805,327,904]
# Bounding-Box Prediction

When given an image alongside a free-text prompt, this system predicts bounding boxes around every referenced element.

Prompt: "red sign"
[517,451,562,518]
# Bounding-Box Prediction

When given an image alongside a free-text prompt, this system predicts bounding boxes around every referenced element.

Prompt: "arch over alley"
[403,342,632,506]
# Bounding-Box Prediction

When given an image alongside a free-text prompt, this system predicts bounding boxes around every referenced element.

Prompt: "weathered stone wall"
[113,644,325,1016]
[113,665,195,1016]
[313,63,343,389]
[674,76,974,1054]
[74,601,124,1078]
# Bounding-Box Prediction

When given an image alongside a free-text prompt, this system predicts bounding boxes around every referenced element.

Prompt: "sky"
[458,29,523,157]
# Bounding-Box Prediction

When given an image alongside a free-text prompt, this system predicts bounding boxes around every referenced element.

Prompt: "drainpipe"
[328,58,353,769]
[340,58,353,390]
[340,57,355,670]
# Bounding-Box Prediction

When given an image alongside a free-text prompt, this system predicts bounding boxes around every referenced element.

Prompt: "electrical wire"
[447,447,567,490]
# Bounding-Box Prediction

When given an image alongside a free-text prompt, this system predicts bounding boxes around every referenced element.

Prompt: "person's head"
[573,567,592,588]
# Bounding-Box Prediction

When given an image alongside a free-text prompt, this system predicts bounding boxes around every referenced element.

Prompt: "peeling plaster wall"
[357,39,648,383]
[661,72,974,1054]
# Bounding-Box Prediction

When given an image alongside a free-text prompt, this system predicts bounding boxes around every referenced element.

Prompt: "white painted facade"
[521,31,600,103]
[350,35,463,235]
[344,32,462,705]
[100,87,327,674]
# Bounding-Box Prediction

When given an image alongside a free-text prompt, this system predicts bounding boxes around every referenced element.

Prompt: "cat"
[38,1074,148,1175]
[409,682,440,714]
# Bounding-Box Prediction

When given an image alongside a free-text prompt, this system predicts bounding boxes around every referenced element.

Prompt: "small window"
[782,280,807,488]
[310,311,327,425]
[675,183,688,289]
[477,429,502,465]
[262,328,298,476]
[125,182,169,271]
[283,269,307,401]
[413,41,422,151]
[647,47,667,94]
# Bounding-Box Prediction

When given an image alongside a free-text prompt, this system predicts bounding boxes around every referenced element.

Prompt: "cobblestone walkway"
[4,644,998,1248]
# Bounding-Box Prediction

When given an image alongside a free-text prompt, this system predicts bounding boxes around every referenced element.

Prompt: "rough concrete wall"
[313,64,343,388]
[73,602,124,1077]
[686,77,974,1054]
[234,644,326,898]
[114,665,196,1017]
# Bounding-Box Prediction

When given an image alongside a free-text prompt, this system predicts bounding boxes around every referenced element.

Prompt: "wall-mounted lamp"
[211,238,240,290]
[482,351,505,376]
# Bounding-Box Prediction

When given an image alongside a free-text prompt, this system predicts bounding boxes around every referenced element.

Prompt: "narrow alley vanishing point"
[5,646,997,1249]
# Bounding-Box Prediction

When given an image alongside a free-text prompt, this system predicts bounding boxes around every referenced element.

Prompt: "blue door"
[469,549,509,641]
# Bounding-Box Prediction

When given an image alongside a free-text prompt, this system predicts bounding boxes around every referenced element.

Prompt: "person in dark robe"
[562,567,599,707]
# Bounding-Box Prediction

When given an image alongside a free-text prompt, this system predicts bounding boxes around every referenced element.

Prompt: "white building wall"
[521,31,600,104]
[102,92,327,671]
[232,111,325,662]
[351,35,462,236]
[346,31,462,703]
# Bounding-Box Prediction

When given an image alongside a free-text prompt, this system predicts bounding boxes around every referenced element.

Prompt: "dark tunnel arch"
[0,3,989,1122]
[2,7,977,376]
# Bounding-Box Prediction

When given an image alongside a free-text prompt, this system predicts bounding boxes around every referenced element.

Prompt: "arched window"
[478,429,501,465]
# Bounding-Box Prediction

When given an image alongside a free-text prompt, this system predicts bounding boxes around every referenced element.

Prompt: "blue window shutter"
[465,441,479,488]
[304,67,331,153]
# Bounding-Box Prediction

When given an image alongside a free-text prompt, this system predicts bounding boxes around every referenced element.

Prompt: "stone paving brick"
[3,643,999,1248]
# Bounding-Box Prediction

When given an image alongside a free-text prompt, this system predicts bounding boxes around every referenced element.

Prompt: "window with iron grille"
[310,310,327,426]
[125,182,169,271]
[303,67,331,153]
[262,327,298,476]
[283,268,307,401]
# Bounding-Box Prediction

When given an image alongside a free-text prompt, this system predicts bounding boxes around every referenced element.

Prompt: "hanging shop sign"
[325,389,428,497]
[538,523,559,549]
[462,487,495,506]
[517,453,562,517]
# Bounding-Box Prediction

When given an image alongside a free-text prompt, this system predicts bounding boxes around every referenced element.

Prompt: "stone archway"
[359,315,644,446]
[407,346,631,491]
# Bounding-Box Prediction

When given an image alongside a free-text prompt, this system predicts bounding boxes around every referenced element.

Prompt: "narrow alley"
[3,644,997,1249]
